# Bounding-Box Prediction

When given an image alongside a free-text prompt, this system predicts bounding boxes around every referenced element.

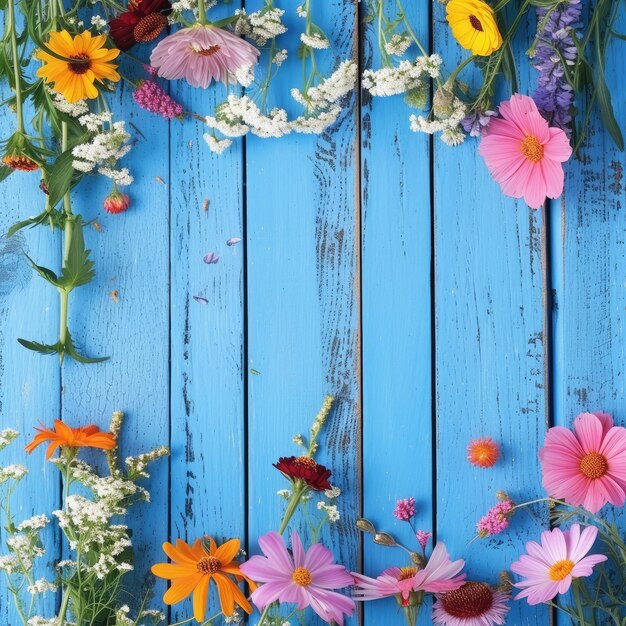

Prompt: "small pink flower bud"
[104,191,131,214]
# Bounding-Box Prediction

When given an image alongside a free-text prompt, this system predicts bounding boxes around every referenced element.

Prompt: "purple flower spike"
[533,0,581,134]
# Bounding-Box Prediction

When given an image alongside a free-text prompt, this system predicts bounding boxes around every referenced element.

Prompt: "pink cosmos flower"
[539,411,626,513]
[432,582,510,626]
[394,497,416,521]
[478,93,572,209]
[352,542,466,606]
[239,531,355,625]
[150,24,259,88]
[510,524,607,605]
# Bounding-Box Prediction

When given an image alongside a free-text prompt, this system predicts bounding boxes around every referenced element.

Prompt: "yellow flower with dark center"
[446,0,503,56]
[35,30,120,103]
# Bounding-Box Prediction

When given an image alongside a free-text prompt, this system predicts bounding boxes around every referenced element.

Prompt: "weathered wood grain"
[553,6,626,623]
[60,72,170,607]
[360,0,434,624]
[168,1,246,620]
[433,7,549,624]
[0,122,60,623]
[245,1,360,624]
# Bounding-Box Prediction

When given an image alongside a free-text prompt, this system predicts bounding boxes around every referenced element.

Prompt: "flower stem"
[7,0,24,133]
[197,0,208,24]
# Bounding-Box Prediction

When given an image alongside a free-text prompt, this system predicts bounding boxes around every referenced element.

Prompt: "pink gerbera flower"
[432,582,510,626]
[510,524,607,605]
[239,531,355,625]
[150,24,259,88]
[539,411,626,513]
[478,93,572,209]
[352,542,466,606]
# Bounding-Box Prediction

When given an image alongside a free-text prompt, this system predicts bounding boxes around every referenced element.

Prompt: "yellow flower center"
[197,556,221,574]
[469,14,484,32]
[520,135,544,163]
[68,53,91,75]
[398,566,418,580]
[548,559,575,581]
[291,566,313,586]
[580,452,608,479]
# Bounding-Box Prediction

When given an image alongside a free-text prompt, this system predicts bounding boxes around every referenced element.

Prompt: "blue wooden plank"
[168,2,246,620]
[0,133,61,622]
[552,6,626,623]
[245,1,360,624]
[360,0,434,624]
[59,76,170,605]
[433,5,549,624]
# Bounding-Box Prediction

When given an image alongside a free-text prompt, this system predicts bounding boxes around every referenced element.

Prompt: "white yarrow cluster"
[204,134,232,155]
[90,15,107,30]
[46,88,89,117]
[362,54,442,96]
[27,579,57,595]
[235,7,287,46]
[317,500,340,522]
[384,34,412,56]
[324,485,341,499]
[17,515,50,531]
[409,87,467,146]
[300,32,330,49]
[0,463,27,484]
[0,428,19,450]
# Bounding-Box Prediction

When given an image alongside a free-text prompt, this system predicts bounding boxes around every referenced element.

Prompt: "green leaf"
[64,331,109,364]
[594,70,624,151]
[46,149,75,208]
[25,255,61,287]
[17,338,62,356]
[0,165,13,183]
[58,221,95,289]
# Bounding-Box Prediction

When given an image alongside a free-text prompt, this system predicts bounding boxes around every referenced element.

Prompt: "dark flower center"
[469,14,484,31]
[133,13,168,43]
[440,582,494,618]
[293,456,317,470]
[193,44,221,57]
[580,452,608,478]
[68,53,91,75]
[197,556,221,574]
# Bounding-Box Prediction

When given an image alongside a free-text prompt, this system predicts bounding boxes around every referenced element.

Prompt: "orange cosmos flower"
[24,420,116,459]
[152,537,254,622]
[467,436,500,468]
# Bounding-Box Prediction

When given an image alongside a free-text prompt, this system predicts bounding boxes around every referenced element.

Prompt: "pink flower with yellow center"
[510,524,607,605]
[150,24,259,88]
[478,94,572,209]
[539,411,626,513]
[240,531,355,626]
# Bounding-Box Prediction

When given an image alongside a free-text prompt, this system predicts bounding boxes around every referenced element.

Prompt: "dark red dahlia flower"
[109,0,171,51]
[273,456,332,491]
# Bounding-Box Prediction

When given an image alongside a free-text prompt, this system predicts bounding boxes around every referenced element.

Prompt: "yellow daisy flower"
[36,31,120,103]
[446,0,503,57]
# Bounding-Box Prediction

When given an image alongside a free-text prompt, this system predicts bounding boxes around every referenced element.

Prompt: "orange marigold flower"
[2,154,39,171]
[467,437,500,468]
[152,537,254,622]
[24,419,116,459]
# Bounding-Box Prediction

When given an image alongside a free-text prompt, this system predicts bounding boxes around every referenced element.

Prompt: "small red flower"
[2,154,39,171]
[274,455,332,491]
[104,190,131,214]
[467,437,500,468]
[109,0,171,51]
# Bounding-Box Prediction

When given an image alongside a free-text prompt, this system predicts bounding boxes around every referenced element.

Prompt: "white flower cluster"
[300,32,330,49]
[0,463,27,484]
[273,48,288,66]
[384,34,412,56]
[409,86,467,146]
[0,554,19,574]
[235,7,287,46]
[17,514,50,532]
[90,15,107,30]
[6,532,45,571]
[204,134,232,155]
[296,5,307,18]
[224,610,243,624]
[116,605,165,626]
[125,445,169,480]
[72,118,133,186]
[317,501,340,522]
[324,485,341,499]
[277,488,292,500]
[362,54,442,96]
[27,579,57,595]
[0,428,19,450]
[46,88,89,117]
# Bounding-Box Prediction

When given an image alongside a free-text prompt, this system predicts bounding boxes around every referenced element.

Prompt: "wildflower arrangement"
[364,0,625,209]
[0,413,169,626]
[0,0,357,363]
[151,395,357,625]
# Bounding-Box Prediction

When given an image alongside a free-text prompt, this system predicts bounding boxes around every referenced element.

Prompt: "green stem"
[57,588,71,626]
[446,54,476,87]
[7,0,24,133]
[197,0,208,24]
[395,0,428,58]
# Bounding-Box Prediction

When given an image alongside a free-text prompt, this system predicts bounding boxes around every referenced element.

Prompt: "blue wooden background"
[1,0,625,624]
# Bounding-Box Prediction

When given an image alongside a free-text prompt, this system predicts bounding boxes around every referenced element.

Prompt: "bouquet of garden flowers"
[0,412,169,626]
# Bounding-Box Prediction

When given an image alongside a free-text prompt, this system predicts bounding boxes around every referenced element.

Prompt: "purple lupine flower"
[532,0,581,134]
[461,109,496,137]
[133,80,184,119]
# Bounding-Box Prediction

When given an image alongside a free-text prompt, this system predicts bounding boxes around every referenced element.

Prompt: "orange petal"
[45,441,62,460]
[192,574,210,622]
[151,563,197,579]
[212,573,235,616]
[215,538,240,565]
[176,539,203,563]
[162,574,202,605]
